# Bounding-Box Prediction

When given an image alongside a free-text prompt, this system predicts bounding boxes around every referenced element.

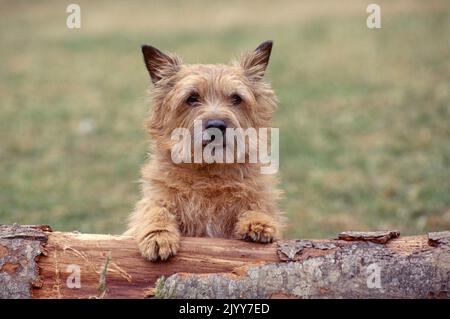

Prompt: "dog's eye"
[231,94,242,106]
[186,93,200,106]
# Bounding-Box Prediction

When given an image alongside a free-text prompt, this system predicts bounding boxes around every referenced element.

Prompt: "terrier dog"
[125,41,283,261]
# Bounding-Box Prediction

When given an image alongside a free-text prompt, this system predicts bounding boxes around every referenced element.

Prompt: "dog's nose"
[205,119,227,134]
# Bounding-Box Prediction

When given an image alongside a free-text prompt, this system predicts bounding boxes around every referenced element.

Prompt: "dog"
[125,41,284,261]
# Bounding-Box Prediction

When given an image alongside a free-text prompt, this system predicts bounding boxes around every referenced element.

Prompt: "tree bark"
[0,224,449,299]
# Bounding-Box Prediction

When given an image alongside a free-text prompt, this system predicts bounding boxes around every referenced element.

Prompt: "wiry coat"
[125,41,284,261]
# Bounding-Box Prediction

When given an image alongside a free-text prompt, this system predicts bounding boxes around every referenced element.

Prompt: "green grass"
[1,0,449,237]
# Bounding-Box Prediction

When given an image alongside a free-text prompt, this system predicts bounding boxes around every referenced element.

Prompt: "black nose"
[205,119,227,134]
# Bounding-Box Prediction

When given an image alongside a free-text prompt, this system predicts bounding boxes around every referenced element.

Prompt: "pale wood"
[34,231,278,298]
[1,224,449,299]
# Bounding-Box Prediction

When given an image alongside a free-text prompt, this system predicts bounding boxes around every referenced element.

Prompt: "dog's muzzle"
[202,119,228,146]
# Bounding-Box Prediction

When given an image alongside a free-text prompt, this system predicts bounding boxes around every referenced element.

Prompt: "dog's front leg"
[131,206,180,261]
[234,210,280,243]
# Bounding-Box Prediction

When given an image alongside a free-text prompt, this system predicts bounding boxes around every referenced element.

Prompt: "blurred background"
[1,0,449,238]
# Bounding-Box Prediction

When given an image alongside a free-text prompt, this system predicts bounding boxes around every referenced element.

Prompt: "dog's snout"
[205,119,227,133]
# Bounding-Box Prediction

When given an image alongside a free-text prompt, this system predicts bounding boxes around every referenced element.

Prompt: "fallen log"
[0,224,449,299]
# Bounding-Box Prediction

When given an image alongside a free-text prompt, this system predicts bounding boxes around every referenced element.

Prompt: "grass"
[0,0,449,238]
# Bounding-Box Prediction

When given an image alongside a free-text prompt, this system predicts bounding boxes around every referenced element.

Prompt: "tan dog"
[125,41,284,261]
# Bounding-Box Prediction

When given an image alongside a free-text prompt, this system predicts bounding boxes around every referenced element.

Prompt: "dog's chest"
[176,190,243,237]
[171,174,258,237]
[205,221,225,237]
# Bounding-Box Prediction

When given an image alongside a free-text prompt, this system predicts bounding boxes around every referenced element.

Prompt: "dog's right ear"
[240,40,273,81]
[141,45,181,84]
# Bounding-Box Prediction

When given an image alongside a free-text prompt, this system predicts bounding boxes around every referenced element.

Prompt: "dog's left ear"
[240,40,273,80]
[141,44,181,84]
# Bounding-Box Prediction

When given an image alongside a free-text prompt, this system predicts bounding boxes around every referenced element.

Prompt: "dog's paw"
[234,211,279,243]
[138,230,180,261]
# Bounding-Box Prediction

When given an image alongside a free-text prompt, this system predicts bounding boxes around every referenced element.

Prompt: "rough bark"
[0,224,50,299]
[0,225,449,299]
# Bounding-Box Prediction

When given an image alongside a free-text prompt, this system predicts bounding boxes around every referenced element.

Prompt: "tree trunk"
[1,224,449,299]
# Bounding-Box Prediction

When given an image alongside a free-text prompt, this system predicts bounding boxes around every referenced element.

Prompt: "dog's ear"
[141,44,181,84]
[240,40,273,80]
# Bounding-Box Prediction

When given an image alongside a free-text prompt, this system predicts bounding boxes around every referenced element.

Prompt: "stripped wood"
[0,225,449,298]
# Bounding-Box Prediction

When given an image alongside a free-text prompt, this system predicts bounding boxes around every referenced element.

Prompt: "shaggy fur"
[125,41,284,261]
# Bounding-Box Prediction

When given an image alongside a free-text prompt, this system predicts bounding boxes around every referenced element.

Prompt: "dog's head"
[141,41,277,161]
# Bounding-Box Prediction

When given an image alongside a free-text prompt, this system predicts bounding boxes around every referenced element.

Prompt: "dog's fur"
[125,41,284,261]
